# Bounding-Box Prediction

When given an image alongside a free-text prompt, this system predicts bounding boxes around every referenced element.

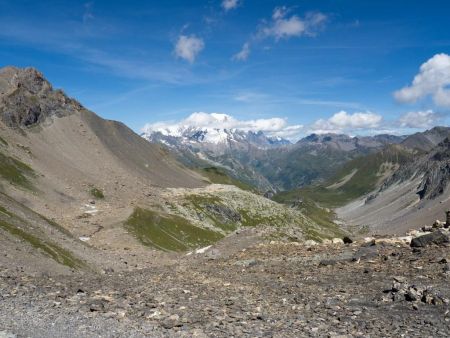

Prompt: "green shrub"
[89,186,104,199]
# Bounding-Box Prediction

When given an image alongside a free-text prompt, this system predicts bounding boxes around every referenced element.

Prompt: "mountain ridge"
[144,126,406,191]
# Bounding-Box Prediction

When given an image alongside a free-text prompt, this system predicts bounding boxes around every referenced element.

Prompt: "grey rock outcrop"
[410,230,450,248]
[0,66,82,127]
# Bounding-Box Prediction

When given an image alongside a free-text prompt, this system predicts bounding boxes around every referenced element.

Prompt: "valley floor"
[1,231,449,337]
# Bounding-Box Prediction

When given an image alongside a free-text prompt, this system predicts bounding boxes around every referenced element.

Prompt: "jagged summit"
[0,66,82,127]
[0,66,51,94]
[297,132,404,151]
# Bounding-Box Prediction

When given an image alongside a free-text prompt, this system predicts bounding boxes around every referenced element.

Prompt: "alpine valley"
[1,67,449,337]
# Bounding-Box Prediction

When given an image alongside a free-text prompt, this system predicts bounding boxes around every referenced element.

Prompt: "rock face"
[410,230,450,248]
[0,67,82,127]
[378,137,450,201]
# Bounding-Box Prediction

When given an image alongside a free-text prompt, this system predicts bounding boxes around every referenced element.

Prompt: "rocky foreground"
[1,230,450,338]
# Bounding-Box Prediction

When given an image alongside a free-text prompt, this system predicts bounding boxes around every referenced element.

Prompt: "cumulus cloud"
[222,0,240,12]
[142,112,303,140]
[234,7,327,61]
[260,8,327,40]
[174,35,204,63]
[394,53,450,108]
[310,111,383,134]
[232,42,251,61]
[398,110,441,128]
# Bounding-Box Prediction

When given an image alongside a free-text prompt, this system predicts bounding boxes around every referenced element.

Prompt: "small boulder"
[319,259,337,267]
[433,220,444,229]
[343,236,353,244]
[410,230,450,248]
[304,240,318,247]
[421,225,433,232]
[235,259,258,267]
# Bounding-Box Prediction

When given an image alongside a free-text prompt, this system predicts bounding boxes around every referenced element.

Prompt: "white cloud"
[234,8,327,61]
[398,110,441,128]
[260,8,327,40]
[394,53,450,108]
[174,35,204,63]
[310,111,383,134]
[232,42,251,61]
[222,0,240,11]
[142,112,303,140]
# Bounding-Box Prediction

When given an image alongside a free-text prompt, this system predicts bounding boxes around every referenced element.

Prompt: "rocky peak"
[0,66,82,128]
[0,66,52,96]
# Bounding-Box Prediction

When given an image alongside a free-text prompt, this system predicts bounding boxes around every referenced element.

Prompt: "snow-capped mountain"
[141,126,290,191]
[141,126,291,150]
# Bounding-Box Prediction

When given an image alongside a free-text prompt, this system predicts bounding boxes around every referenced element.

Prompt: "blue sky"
[1,0,450,140]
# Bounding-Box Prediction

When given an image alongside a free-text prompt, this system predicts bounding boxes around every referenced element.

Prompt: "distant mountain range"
[143,126,405,191]
[142,127,291,150]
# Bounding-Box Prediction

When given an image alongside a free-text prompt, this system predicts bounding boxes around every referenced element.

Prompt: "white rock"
[304,240,318,247]
[195,245,212,254]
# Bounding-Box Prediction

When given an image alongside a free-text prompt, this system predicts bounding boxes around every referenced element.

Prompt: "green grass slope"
[197,167,256,192]
[125,185,347,252]
[125,207,223,251]
[0,151,35,190]
[0,205,84,269]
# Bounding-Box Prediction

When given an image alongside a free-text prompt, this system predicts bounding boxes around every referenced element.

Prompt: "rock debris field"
[1,231,450,338]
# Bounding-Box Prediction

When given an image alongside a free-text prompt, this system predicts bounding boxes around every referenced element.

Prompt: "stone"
[319,259,337,267]
[433,220,444,229]
[235,259,258,267]
[0,331,17,338]
[405,289,419,302]
[343,236,353,244]
[421,225,433,232]
[89,301,105,312]
[162,314,183,329]
[410,230,450,248]
[304,240,318,246]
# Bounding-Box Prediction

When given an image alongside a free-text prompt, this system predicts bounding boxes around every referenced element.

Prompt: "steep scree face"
[0,67,82,127]
[375,137,450,201]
